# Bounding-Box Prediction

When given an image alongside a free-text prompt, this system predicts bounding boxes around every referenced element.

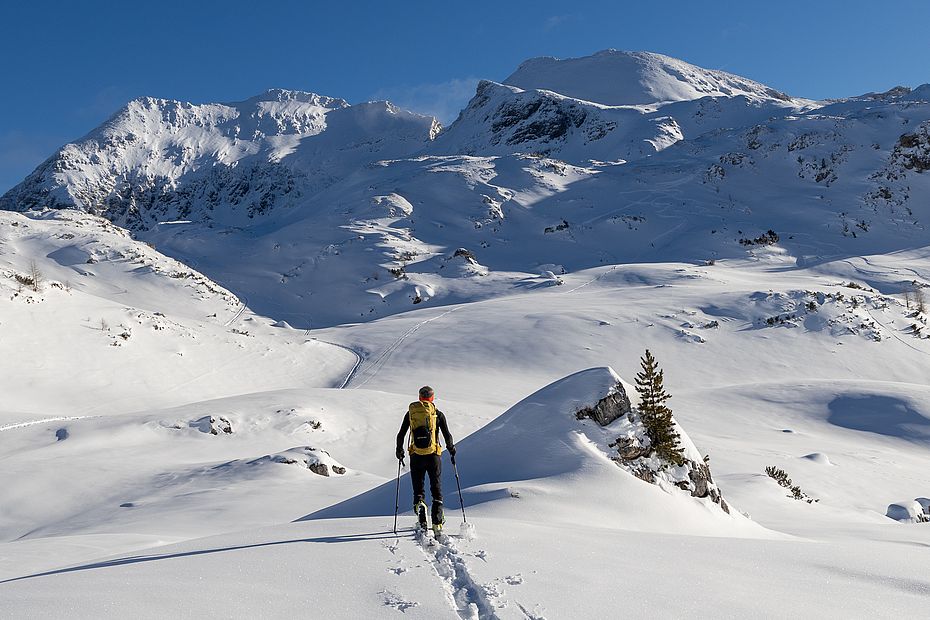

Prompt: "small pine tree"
[635,349,685,466]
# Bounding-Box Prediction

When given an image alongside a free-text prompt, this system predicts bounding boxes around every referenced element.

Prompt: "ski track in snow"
[222,294,248,327]
[310,339,364,389]
[413,530,502,620]
[0,416,99,432]
[344,266,619,390]
[349,307,462,389]
[863,305,930,356]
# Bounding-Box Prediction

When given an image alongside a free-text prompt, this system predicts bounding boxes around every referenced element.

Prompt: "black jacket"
[397,408,454,453]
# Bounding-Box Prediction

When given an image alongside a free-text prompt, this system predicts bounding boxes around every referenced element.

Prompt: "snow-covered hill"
[3,50,930,617]
[503,49,806,106]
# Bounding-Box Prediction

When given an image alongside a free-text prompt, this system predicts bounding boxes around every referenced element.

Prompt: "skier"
[396,385,456,534]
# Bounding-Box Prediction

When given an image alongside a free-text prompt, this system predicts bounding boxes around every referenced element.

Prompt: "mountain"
[5,52,930,329]
[432,78,810,164]
[0,89,439,229]
[503,49,804,106]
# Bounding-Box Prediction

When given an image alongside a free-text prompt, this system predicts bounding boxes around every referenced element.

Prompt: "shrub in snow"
[739,229,779,246]
[252,446,346,477]
[765,465,818,503]
[189,415,233,435]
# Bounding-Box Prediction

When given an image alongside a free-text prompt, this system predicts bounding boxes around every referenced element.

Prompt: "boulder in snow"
[189,415,233,435]
[575,382,632,426]
[253,446,346,477]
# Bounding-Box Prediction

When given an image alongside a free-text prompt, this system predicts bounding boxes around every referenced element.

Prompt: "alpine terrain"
[2,50,930,617]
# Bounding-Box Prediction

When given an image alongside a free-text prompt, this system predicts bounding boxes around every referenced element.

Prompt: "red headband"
[419,395,434,402]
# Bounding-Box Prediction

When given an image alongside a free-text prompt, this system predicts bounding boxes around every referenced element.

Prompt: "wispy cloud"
[370,77,481,126]
[543,14,573,32]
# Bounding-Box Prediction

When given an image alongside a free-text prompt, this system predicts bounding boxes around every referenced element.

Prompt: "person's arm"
[437,411,455,453]
[396,415,409,459]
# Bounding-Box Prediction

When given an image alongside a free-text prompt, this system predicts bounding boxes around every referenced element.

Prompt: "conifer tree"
[635,349,685,466]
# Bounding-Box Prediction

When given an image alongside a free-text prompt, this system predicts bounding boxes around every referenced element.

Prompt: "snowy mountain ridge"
[0,89,438,229]
[503,49,806,106]
[4,50,930,330]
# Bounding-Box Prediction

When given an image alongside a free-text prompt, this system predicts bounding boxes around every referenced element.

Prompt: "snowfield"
[3,50,930,618]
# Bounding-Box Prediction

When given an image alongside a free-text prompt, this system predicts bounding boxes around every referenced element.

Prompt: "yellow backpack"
[407,400,442,455]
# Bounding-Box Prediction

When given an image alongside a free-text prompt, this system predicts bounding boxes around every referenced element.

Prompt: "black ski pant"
[410,453,442,506]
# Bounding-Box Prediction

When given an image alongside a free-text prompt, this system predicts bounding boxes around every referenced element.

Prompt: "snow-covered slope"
[0,89,439,229]
[0,209,356,417]
[503,49,805,106]
[432,78,810,164]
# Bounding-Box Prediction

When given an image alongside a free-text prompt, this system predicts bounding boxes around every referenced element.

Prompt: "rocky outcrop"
[254,446,347,477]
[189,415,233,435]
[580,382,730,513]
[575,382,632,426]
[893,122,930,173]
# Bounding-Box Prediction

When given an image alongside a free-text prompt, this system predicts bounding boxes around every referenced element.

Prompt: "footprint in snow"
[505,574,524,585]
[388,566,408,575]
[379,590,418,613]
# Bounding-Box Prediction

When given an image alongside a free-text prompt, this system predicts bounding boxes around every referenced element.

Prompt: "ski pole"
[451,455,466,523]
[393,457,403,535]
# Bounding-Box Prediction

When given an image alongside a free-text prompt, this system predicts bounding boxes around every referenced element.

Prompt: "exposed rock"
[452,248,479,265]
[256,446,347,477]
[893,123,930,173]
[575,383,632,426]
[189,415,233,435]
[609,435,650,460]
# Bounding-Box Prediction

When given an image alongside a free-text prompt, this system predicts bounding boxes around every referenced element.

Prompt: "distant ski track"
[344,266,618,389]
[348,307,462,389]
[414,531,501,620]
[316,340,364,389]
[0,416,98,432]
[223,294,248,327]
[863,305,930,356]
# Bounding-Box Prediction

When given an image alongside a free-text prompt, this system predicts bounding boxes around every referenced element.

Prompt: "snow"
[503,49,809,106]
[3,50,930,617]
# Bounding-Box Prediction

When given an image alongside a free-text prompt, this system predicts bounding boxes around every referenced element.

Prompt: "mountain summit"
[504,49,798,106]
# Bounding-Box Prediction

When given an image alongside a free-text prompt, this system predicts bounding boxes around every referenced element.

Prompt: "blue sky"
[1,0,928,193]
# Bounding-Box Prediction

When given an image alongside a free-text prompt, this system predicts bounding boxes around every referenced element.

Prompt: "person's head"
[418,385,434,402]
